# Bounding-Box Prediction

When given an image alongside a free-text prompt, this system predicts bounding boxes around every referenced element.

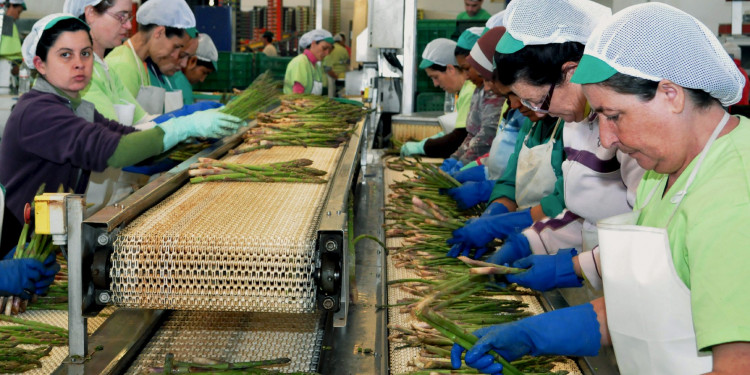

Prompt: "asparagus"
[188,158,327,184]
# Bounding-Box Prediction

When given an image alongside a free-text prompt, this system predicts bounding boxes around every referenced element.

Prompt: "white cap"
[419,38,458,69]
[299,29,334,50]
[195,33,218,70]
[62,0,102,18]
[334,32,344,42]
[571,3,745,107]
[136,0,196,30]
[485,11,504,30]
[22,13,89,70]
[497,0,611,54]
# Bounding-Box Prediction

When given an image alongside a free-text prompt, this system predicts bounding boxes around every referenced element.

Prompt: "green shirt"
[455,80,476,129]
[0,24,22,60]
[166,72,195,105]
[489,116,566,217]
[456,9,491,21]
[105,42,150,99]
[635,116,750,351]
[323,43,349,77]
[283,53,324,94]
[82,54,148,123]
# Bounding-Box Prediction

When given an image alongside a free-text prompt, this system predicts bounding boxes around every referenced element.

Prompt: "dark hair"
[138,23,186,39]
[9,3,23,9]
[454,46,471,57]
[78,0,116,22]
[35,18,92,62]
[263,31,274,43]
[426,64,448,72]
[597,72,718,109]
[493,41,585,87]
[195,58,215,72]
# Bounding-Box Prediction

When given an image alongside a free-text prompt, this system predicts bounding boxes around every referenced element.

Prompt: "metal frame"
[401,0,417,114]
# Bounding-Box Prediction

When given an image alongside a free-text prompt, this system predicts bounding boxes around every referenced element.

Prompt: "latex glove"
[506,248,582,291]
[447,209,533,256]
[440,158,460,173]
[481,202,509,218]
[429,131,445,139]
[400,139,427,157]
[451,303,601,372]
[445,218,492,259]
[452,165,487,183]
[444,180,495,210]
[487,233,531,266]
[157,110,244,150]
[0,258,47,299]
[152,101,224,124]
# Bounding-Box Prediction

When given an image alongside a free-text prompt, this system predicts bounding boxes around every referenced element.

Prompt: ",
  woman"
[0,14,242,246]
[447,27,502,166]
[64,0,149,125]
[400,38,476,158]
[447,0,644,275]
[283,29,333,95]
[453,3,750,374]
[105,0,196,115]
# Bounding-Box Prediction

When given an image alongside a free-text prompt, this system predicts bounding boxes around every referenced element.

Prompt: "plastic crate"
[256,53,293,81]
[416,92,445,112]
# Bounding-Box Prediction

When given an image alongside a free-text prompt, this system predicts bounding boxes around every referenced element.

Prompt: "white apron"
[515,118,562,209]
[486,114,521,180]
[148,62,183,113]
[311,80,323,95]
[597,112,729,375]
[128,40,165,115]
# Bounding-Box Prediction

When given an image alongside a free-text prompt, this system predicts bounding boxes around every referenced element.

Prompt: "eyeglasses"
[520,82,556,114]
[106,11,133,25]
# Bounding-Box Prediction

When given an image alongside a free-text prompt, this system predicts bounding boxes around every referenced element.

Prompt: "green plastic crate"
[193,52,256,91]
[416,92,445,112]
[256,53,293,82]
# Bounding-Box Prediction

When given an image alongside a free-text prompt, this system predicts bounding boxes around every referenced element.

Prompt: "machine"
[33,112,388,374]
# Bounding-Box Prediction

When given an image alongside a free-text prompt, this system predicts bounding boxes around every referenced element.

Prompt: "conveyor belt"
[124,311,324,374]
[0,307,115,375]
[110,146,343,313]
[383,157,582,374]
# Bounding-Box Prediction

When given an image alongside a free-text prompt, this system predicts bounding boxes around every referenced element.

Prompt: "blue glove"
[440,158,460,173]
[152,101,224,124]
[487,233,531,266]
[2,246,15,260]
[480,202,509,218]
[451,303,601,373]
[447,209,533,257]
[444,180,495,210]
[0,258,47,299]
[157,110,244,150]
[35,252,60,295]
[400,139,427,157]
[452,165,486,183]
[506,248,582,291]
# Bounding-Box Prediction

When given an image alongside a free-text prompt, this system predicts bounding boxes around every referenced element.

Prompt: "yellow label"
[34,196,51,234]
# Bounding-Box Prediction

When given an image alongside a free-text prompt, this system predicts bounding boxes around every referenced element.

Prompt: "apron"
[148,63,183,113]
[515,118,562,209]
[310,61,323,95]
[486,112,522,180]
[597,112,729,375]
[128,40,165,115]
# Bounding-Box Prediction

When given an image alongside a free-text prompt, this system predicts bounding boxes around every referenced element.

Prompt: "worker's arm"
[591,297,612,346]
[707,342,750,375]
[106,128,164,168]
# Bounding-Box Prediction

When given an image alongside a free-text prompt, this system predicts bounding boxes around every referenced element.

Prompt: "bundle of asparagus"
[149,354,320,374]
[220,71,281,120]
[168,141,213,162]
[189,157,328,184]
[0,315,68,373]
[230,94,368,154]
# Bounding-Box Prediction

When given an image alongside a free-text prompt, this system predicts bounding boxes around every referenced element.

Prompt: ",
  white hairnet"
[485,11,504,29]
[299,29,334,50]
[419,38,458,69]
[724,40,742,60]
[195,33,219,70]
[22,13,89,69]
[136,0,195,29]
[572,3,745,107]
[62,0,102,18]
[497,0,610,53]
[9,0,26,5]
